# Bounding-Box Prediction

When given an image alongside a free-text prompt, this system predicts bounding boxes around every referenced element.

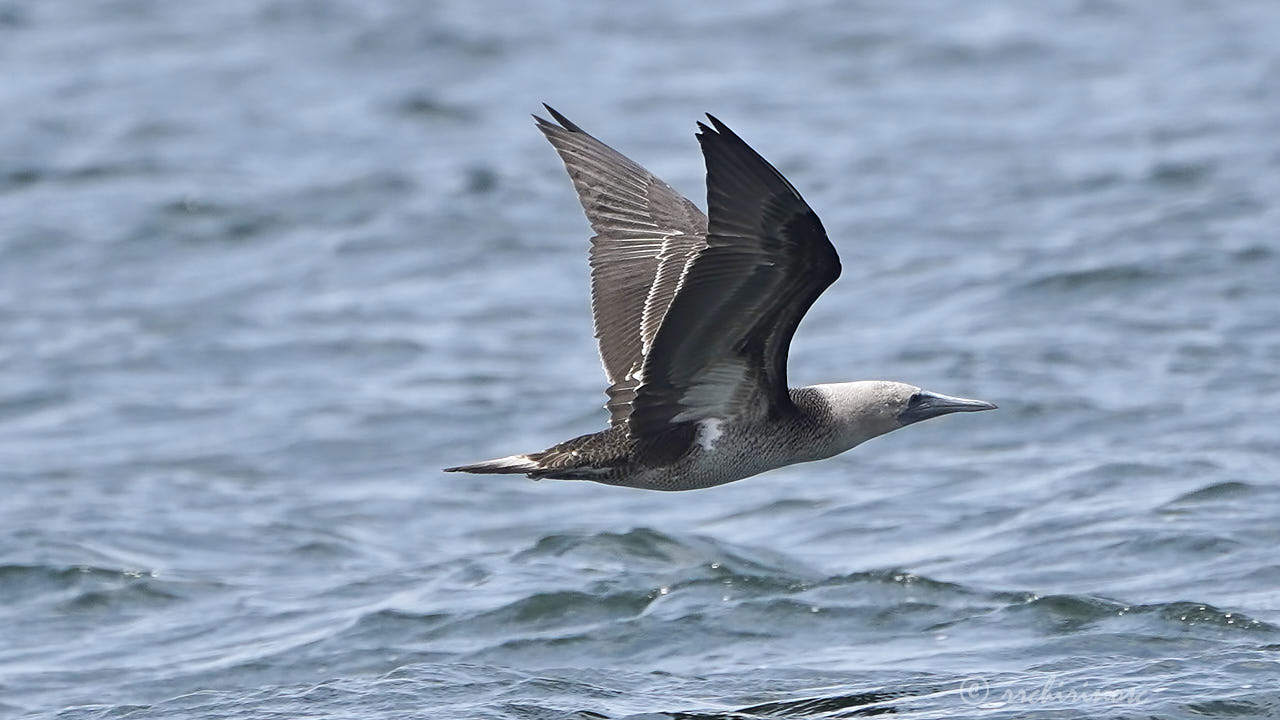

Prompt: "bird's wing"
[534,106,708,426]
[626,115,841,438]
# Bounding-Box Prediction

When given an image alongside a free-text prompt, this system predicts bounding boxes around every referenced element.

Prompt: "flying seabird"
[445,106,995,491]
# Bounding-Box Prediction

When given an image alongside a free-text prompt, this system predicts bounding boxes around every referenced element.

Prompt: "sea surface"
[2,1,1279,718]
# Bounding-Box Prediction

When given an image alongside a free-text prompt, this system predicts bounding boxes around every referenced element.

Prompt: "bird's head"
[806,381,996,458]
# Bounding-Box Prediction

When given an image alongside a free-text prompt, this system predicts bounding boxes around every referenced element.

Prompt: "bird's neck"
[788,382,901,461]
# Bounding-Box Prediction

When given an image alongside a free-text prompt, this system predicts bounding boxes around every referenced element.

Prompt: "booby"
[445,106,995,491]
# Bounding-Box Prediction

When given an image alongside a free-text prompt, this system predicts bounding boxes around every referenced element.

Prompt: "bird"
[444,106,995,491]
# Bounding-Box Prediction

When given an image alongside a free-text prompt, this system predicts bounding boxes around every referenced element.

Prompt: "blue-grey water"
[2,1,1279,718]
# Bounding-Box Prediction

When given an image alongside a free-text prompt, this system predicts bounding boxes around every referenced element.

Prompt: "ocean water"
[2,1,1279,717]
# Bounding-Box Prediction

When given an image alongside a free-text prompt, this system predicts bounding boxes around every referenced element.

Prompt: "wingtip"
[703,113,735,136]
[697,114,742,144]
[541,103,580,132]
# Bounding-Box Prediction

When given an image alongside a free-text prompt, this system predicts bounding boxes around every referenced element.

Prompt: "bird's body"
[446,107,995,491]
[459,387,840,491]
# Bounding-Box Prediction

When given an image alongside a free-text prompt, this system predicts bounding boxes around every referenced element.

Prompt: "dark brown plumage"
[535,108,841,441]
[625,115,841,437]
[534,106,707,427]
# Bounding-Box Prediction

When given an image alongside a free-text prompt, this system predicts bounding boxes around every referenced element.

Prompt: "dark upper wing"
[626,115,841,437]
[534,106,707,426]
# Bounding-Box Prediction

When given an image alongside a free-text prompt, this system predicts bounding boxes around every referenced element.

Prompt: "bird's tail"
[443,454,541,475]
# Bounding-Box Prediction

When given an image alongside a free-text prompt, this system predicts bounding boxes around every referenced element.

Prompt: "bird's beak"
[898,390,997,426]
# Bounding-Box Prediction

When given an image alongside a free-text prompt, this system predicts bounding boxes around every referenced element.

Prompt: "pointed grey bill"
[897,391,998,426]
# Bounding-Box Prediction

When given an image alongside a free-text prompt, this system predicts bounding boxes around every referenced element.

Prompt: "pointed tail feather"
[444,454,540,475]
